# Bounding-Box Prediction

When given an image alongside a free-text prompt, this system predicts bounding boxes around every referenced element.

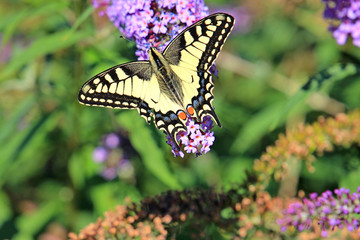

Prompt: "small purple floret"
[105,133,121,148]
[92,146,108,163]
[101,167,117,180]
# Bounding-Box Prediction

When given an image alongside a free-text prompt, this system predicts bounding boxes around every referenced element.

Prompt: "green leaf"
[221,156,253,185]
[0,2,68,46]
[340,167,360,193]
[10,113,52,162]
[68,146,100,189]
[0,29,91,80]
[13,202,61,240]
[269,89,310,130]
[66,5,94,37]
[0,10,27,47]
[0,111,59,186]
[117,111,181,189]
[271,63,360,129]
[0,191,12,226]
[301,63,359,92]
[0,95,36,145]
[230,102,285,153]
[68,152,87,190]
[90,182,142,214]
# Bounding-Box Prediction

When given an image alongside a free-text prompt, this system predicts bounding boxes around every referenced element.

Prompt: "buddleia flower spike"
[93,0,210,60]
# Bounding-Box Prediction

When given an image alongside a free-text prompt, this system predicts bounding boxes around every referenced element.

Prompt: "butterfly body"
[79,13,235,150]
[149,47,184,108]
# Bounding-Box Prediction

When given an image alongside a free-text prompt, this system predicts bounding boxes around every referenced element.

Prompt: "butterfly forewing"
[78,62,157,123]
[164,13,235,72]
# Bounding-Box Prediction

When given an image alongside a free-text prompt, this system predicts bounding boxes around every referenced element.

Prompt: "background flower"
[278,187,360,237]
[92,132,135,181]
[323,0,360,46]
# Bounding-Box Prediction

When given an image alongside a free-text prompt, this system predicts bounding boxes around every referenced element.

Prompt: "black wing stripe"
[107,68,120,82]
[189,26,199,46]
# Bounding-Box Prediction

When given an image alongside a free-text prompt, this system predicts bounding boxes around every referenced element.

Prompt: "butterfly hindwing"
[78,62,157,123]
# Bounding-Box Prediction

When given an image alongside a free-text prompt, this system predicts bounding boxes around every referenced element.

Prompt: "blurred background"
[1,0,359,239]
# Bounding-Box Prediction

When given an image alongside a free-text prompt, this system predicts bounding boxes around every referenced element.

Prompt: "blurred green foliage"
[0,0,360,239]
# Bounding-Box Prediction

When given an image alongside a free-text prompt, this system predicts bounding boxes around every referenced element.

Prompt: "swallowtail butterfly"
[78,13,235,150]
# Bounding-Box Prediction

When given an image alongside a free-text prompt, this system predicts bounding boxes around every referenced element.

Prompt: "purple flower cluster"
[166,116,215,157]
[323,0,360,47]
[278,187,360,237]
[93,0,209,59]
[92,133,134,180]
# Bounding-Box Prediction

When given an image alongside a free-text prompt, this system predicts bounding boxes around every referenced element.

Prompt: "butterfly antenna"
[119,35,132,42]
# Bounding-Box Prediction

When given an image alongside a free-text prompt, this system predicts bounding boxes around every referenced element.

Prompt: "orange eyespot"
[178,111,187,120]
[187,106,194,115]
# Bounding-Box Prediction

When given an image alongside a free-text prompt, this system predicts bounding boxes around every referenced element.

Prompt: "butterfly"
[78,13,235,150]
